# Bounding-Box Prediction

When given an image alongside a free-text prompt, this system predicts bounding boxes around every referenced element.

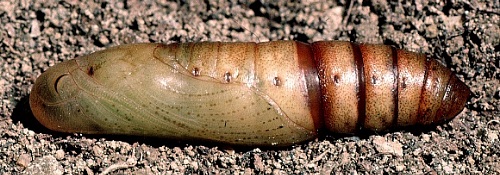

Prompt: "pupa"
[29,41,471,146]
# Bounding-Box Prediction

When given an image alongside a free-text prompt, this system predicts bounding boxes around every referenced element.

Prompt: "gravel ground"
[1,0,499,174]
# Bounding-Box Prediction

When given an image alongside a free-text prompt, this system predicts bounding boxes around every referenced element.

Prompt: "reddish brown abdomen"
[311,41,470,133]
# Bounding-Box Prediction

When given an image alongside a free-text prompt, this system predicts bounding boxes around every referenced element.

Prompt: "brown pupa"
[29,41,471,146]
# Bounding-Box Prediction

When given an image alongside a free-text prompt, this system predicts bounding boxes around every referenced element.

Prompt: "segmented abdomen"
[312,41,470,134]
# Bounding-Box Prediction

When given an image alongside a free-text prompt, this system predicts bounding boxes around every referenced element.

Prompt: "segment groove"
[352,43,366,132]
[391,47,399,129]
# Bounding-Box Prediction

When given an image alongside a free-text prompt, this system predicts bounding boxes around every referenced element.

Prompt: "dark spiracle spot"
[402,77,407,89]
[371,75,377,84]
[273,77,281,86]
[87,66,95,76]
[224,72,231,83]
[333,74,340,84]
[192,67,200,76]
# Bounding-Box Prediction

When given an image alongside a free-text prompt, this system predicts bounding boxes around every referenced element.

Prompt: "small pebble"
[55,150,65,160]
[16,154,31,168]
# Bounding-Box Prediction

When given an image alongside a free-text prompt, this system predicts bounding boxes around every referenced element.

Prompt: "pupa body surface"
[30,41,470,146]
